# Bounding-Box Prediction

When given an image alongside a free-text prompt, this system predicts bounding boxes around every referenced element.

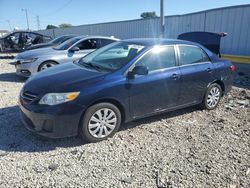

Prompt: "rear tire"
[79,103,121,143]
[38,61,58,72]
[201,83,222,110]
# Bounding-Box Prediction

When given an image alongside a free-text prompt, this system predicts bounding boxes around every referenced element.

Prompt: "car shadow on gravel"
[0,105,83,153]
[122,105,198,130]
[0,105,199,153]
[0,73,26,83]
[233,63,250,89]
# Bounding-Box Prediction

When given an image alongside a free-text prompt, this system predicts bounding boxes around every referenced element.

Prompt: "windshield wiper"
[81,62,103,71]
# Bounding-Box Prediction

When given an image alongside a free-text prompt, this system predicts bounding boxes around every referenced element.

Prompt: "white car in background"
[14,35,119,77]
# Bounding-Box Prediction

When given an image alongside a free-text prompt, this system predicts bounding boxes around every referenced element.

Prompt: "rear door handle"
[206,67,212,73]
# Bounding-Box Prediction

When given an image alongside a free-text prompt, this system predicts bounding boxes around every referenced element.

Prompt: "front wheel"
[38,61,58,72]
[79,103,122,142]
[201,83,222,110]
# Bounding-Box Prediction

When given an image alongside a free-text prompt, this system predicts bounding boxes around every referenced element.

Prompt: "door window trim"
[176,44,212,68]
[125,44,178,76]
[72,38,98,51]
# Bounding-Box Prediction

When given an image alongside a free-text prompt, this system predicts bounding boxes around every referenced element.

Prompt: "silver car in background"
[14,35,119,77]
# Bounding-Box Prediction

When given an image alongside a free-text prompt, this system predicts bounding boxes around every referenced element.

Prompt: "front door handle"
[171,73,179,80]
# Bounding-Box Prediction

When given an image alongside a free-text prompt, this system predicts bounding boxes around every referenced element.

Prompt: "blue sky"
[0,0,249,30]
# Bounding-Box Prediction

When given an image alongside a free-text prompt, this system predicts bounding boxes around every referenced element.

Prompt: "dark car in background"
[19,39,235,142]
[26,34,77,51]
[0,31,52,52]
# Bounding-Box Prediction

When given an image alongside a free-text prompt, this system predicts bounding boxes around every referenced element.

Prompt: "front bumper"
[19,101,85,138]
[15,60,40,77]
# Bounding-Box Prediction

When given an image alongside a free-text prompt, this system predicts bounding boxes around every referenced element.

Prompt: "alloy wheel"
[88,108,117,138]
[40,62,56,71]
[206,86,221,108]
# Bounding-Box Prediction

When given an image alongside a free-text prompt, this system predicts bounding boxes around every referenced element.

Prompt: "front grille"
[21,91,38,103]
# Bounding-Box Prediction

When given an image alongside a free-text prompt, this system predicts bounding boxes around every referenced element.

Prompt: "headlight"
[39,92,80,105]
[17,58,38,64]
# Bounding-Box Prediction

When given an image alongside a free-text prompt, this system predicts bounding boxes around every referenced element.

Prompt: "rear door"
[177,45,214,105]
[128,45,181,118]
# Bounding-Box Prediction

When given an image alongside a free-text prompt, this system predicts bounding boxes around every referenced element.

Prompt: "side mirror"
[69,46,80,52]
[128,66,148,78]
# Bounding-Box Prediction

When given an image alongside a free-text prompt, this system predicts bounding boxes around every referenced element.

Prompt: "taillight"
[229,65,235,72]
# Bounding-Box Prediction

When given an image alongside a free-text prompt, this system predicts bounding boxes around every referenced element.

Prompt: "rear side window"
[100,39,115,47]
[178,45,210,65]
[135,45,176,72]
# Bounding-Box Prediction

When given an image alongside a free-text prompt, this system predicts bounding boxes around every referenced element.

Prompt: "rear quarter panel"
[212,59,234,94]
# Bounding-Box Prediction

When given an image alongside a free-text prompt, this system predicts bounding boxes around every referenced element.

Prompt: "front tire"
[79,103,122,142]
[38,61,58,72]
[201,83,222,110]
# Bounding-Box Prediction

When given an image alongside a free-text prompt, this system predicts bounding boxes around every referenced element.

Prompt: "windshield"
[53,37,80,50]
[78,41,145,72]
[49,36,69,45]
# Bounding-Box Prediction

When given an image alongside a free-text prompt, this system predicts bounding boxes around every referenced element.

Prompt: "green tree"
[58,23,73,28]
[140,11,158,19]
[46,24,58,29]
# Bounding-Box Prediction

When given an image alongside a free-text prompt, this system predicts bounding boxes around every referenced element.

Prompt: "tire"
[38,61,58,72]
[79,103,122,142]
[201,83,222,110]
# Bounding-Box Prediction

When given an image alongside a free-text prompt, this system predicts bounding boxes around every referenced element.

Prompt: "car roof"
[72,35,119,41]
[57,34,77,37]
[122,38,217,60]
[122,38,200,46]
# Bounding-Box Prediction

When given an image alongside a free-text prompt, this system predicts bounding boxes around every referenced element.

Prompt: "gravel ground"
[0,54,249,188]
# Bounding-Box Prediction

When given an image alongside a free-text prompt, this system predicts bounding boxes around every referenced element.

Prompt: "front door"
[127,45,181,118]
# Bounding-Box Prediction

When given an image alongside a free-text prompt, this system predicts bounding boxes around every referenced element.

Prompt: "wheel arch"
[209,80,225,96]
[79,98,126,127]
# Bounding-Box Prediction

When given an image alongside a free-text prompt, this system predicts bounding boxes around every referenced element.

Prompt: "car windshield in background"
[48,36,68,45]
[53,37,80,50]
[78,42,145,72]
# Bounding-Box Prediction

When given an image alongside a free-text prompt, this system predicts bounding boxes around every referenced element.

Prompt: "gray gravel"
[0,54,249,187]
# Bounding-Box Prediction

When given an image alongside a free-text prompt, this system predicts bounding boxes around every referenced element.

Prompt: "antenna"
[21,8,30,30]
[36,16,41,30]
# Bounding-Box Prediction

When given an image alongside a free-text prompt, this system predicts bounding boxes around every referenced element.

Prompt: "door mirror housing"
[128,66,148,78]
[69,46,80,52]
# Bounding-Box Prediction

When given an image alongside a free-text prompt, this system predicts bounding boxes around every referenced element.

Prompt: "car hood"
[26,43,53,50]
[17,47,63,59]
[23,63,106,94]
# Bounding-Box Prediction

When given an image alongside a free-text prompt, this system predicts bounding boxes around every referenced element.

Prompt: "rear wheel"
[79,103,121,142]
[201,83,222,110]
[38,61,58,72]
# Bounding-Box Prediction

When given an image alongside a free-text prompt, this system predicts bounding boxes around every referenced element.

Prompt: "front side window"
[178,45,210,65]
[76,39,98,50]
[135,45,176,72]
[78,42,145,72]
[8,33,21,44]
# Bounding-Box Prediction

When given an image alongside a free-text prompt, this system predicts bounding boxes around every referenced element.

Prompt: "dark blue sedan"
[19,39,235,142]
